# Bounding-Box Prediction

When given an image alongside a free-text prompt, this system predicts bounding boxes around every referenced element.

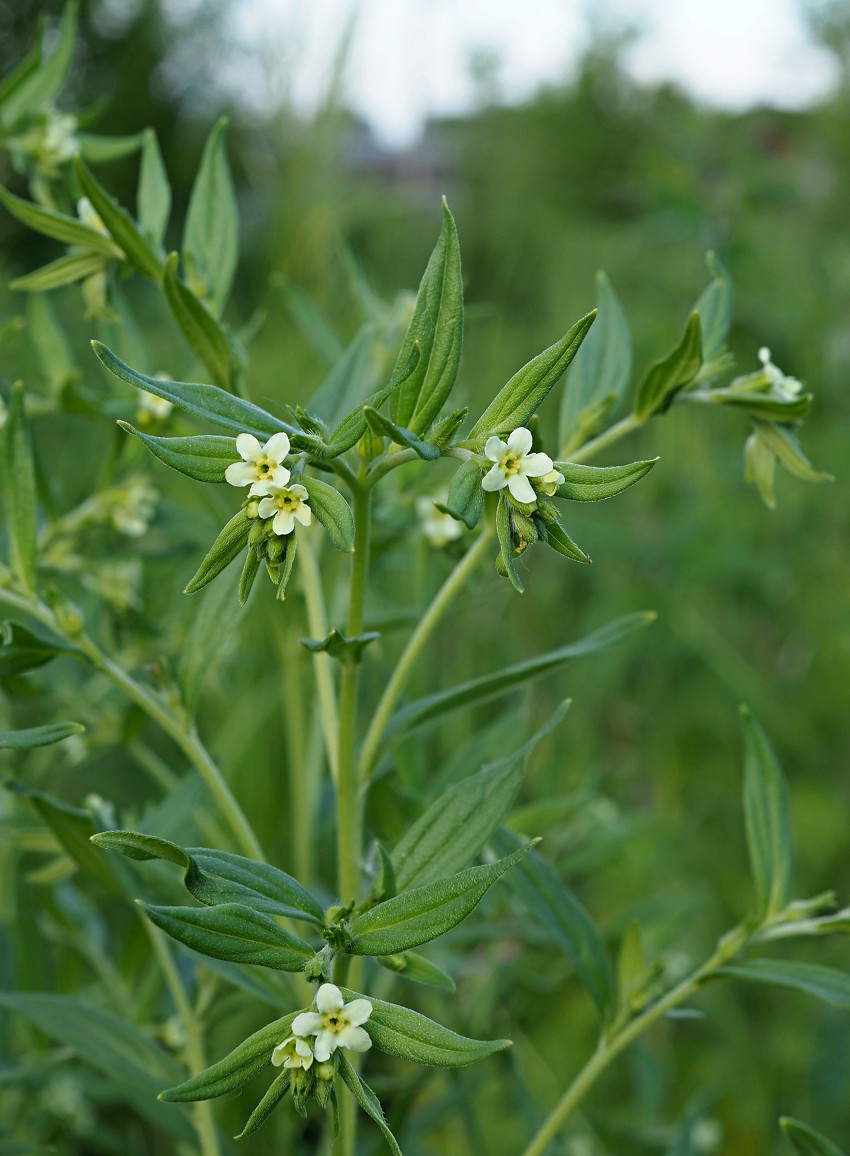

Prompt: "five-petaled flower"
[536,467,565,497]
[481,427,554,504]
[758,347,802,400]
[225,433,292,495]
[290,983,373,1062]
[257,484,312,536]
[271,1034,314,1071]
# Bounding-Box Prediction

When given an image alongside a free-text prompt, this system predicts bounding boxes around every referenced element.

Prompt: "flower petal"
[271,1041,289,1067]
[484,435,508,463]
[520,451,554,478]
[264,432,291,463]
[225,461,257,488]
[313,1031,336,1062]
[235,433,262,462]
[342,999,372,1027]
[289,483,309,500]
[481,464,507,492]
[295,504,312,527]
[316,984,345,1014]
[257,496,277,519]
[291,1011,323,1037]
[507,474,536,504]
[338,1025,372,1053]
[273,509,295,536]
[507,427,533,455]
[294,1036,314,1058]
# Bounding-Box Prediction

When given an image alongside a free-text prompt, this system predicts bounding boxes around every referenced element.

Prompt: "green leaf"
[717,959,850,1010]
[0,621,74,676]
[139,901,315,971]
[492,828,614,1019]
[376,951,456,992]
[341,989,511,1067]
[635,312,702,420]
[693,387,812,423]
[300,628,380,666]
[385,612,654,742]
[0,17,45,117]
[74,157,163,281]
[160,1012,301,1101]
[0,186,121,257]
[740,706,792,919]
[780,1117,847,1156]
[77,131,147,163]
[337,1053,403,1156]
[234,1069,291,1140]
[309,323,376,424]
[162,251,232,389]
[305,475,355,552]
[560,270,632,447]
[392,701,570,890]
[179,568,242,712]
[326,344,421,457]
[363,405,441,460]
[694,251,733,363]
[183,509,251,594]
[348,842,535,956]
[0,5,77,130]
[553,458,658,502]
[137,129,171,246]
[540,513,590,565]
[496,492,524,593]
[2,383,37,592]
[468,311,596,441]
[183,117,238,315]
[92,342,295,438]
[442,458,483,529]
[0,721,83,750]
[391,199,463,435]
[118,422,239,483]
[754,422,834,484]
[10,251,106,291]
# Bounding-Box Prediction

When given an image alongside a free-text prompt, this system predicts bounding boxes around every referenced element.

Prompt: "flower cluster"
[226,433,311,536]
[271,984,373,1075]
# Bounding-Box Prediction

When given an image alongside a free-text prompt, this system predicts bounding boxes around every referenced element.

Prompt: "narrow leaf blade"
[139,901,314,971]
[741,706,792,918]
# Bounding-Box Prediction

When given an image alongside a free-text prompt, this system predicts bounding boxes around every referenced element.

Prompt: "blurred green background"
[1,2,849,1153]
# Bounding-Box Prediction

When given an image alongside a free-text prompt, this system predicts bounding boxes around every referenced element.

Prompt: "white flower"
[758,347,803,399]
[536,467,565,497]
[416,492,463,547]
[137,387,174,422]
[481,427,554,504]
[290,983,373,1063]
[271,1034,314,1071]
[225,433,292,495]
[111,479,158,537]
[257,484,312,536]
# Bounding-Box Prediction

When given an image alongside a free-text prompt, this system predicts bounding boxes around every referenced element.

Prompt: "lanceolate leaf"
[326,344,421,456]
[340,990,511,1067]
[0,721,84,750]
[162,251,232,389]
[119,422,238,483]
[385,613,655,742]
[139,901,314,971]
[160,1012,301,1101]
[716,959,850,1011]
[391,199,463,435]
[183,117,239,315]
[183,509,251,594]
[0,4,77,131]
[337,1053,403,1156]
[376,951,456,992]
[0,622,76,677]
[754,422,834,483]
[363,405,440,460]
[235,1069,291,1140]
[348,843,534,956]
[391,701,570,890]
[634,311,702,420]
[305,475,355,552]
[0,186,121,257]
[694,250,734,363]
[780,1117,847,1156]
[553,458,658,502]
[3,383,37,592]
[740,706,792,918]
[468,311,596,441]
[493,828,614,1019]
[541,515,590,564]
[10,251,106,291]
[92,343,295,438]
[74,157,163,281]
[138,129,171,246]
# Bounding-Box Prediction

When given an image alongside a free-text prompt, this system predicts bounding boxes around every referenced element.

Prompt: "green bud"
[304,948,332,985]
[266,534,285,562]
[314,1063,335,1108]
[322,919,353,952]
[291,1066,316,1117]
[45,588,84,635]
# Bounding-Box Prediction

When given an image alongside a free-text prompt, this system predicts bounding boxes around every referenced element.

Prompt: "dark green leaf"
[137,129,171,246]
[10,251,106,291]
[184,509,251,594]
[553,458,658,502]
[363,405,440,460]
[337,1053,403,1156]
[496,493,524,593]
[349,842,534,955]
[139,901,314,970]
[305,475,355,551]
[163,252,232,389]
[635,312,702,420]
[0,186,121,257]
[0,721,83,750]
[3,382,37,592]
[780,1117,846,1156]
[183,117,238,315]
[716,959,850,1010]
[0,17,45,118]
[74,157,163,281]
[540,514,590,564]
[442,458,483,528]
[740,706,792,919]
[0,621,74,676]
[119,422,238,483]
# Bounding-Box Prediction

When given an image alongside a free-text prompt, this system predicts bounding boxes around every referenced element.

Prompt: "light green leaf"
[77,131,147,163]
[160,1012,301,1101]
[74,157,163,281]
[391,198,463,435]
[392,701,570,890]
[540,512,590,564]
[183,509,251,594]
[92,342,295,438]
[694,250,733,363]
[376,951,456,992]
[337,1053,403,1156]
[137,129,171,246]
[0,721,84,750]
[10,251,106,291]
[754,422,834,484]
[363,405,440,460]
[386,612,654,742]
[442,458,483,528]
[553,458,658,502]
[0,4,77,130]
[740,706,792,919]
[119,422,239,484]
[179,568,242,711]
[341,989,511,1067]
[560,270,632,448]
[234,1069,291,1140]
[349,842,534,956]
[0,186,121,257]
[635,312,702,420]
[717,959,850,1010]
[163,251,232,388]
[469,311,596,441]
[496,492,524,593]
[139,901,314,971]
[305,475,355,552]
[183,117,238,315]
[2,383,37,592]
[780,1117,847,1156]
[27,293,74,389]
[492,828,614,1019]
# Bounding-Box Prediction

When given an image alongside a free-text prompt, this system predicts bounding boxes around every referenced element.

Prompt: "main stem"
[566,413,644,464]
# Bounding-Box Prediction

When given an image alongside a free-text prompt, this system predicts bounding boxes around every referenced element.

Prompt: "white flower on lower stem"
[416,492,463,546]
[291,983,373,1063]
[225,432,292,495]
[758,347,803,399]
[536,467,565,496]
[257,484,312,536]
[271,1033,314,1070]
[481,427,554,504]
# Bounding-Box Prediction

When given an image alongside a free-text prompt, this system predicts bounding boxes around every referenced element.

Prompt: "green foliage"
[741,705,793,918]
[781,1118,847,1156]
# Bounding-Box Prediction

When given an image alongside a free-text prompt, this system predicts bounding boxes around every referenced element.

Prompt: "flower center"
[257,457,273,474]
[325,1014,344,1033]
[500,452,521,476]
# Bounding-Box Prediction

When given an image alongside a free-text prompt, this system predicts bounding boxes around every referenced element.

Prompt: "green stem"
[141,916,221,1156]
[566,413,644,464]
[0,586,263,861]
[519,930,747,1156]
[356,526,494,784]
[299,533,339,783]
[364,447,419,488]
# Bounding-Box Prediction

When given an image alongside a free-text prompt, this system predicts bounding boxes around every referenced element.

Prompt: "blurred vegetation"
[1,4,848,1155]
